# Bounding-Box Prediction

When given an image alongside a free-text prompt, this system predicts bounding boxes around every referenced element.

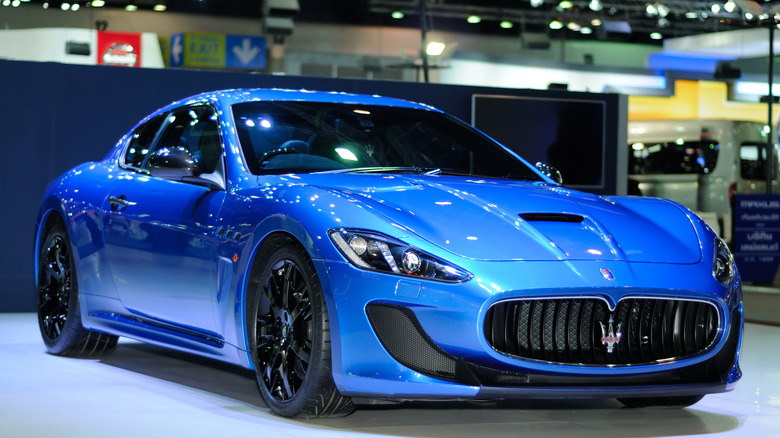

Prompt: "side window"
[629,140,719,175]
[147,105,222,174]
[123,114,165,168]
[739,143,776,180]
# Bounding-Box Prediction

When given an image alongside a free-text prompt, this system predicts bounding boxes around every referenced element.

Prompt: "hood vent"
[520,213,584,223]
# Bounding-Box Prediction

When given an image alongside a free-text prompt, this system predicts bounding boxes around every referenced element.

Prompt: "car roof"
[171,88,439,112]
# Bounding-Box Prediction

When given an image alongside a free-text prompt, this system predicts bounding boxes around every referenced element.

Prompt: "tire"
[617,395,704,408]
[246,238,355,418]
[36,221,118,357]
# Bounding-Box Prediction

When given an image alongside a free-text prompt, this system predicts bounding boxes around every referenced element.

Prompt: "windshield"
[232,101,542,181]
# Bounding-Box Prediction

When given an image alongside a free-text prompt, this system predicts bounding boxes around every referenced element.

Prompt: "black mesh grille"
[484,298,719,366]
[366,303,458,380]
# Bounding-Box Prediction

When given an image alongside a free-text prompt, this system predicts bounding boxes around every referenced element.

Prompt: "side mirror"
[535,162,563,184]
[148,146,200,178]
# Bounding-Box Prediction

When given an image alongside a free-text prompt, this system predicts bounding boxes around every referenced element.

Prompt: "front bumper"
[320,257,743,400]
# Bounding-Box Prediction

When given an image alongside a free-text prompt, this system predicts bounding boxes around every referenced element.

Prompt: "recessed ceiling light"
[500,20,513,29]
[391,11,404,19]
[467,15,481,24]
[650,32,663,40]
[549,20,564,29]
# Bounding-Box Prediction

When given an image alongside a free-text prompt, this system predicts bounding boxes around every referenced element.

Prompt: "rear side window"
[629,139,720,175]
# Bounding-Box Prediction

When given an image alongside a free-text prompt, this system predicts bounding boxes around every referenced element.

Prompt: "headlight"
[713,237,737,286]
[329,228,472,283]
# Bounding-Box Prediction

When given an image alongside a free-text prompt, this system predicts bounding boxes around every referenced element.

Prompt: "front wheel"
[246,238,354,418]
[37,221,118,357]
[618,395,704,408]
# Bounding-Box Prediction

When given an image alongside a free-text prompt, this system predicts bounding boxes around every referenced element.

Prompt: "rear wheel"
[246,238,354,418]
[37,221,118,357]
[618,395,704,408]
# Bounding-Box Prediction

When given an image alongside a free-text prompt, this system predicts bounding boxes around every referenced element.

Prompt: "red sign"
[97,31,141,67]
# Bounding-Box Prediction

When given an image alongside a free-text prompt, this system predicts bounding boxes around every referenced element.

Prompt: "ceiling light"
[42,1,48,8]
[92,0,105,6]
[685,11,698,19]
[657,4,669,17]
[467,15,481,24]
[650,32,663,40]
[724,1,736,13]
[580,27,593,34]
[71,3,79,10]
[591,18,602,26]
[125,4,137,11]
[60,2,69,10]
[153,4,166,11]
[558,1,573,9]
[657,17,670,27]
[744,12,754,20]
[391,11,404,19]
[12,0,20,7]
[646,4,657,15]
[589,0,602,12]
[567,22,581,31]
[530,0,544,7]
[500,20,513,29]
[711,4,721,13]
[549,20,564,29]
[426,41,446,56]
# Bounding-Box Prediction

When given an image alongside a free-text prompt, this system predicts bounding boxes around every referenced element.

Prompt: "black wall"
[0,59,623,312]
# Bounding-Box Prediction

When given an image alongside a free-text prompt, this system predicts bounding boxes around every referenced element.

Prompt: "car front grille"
[484,297,720,366]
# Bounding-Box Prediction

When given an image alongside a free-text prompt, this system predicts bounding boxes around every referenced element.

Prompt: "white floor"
[2,313,780,438]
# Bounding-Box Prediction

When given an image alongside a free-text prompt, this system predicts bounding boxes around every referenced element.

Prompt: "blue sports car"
[35,89,742,418]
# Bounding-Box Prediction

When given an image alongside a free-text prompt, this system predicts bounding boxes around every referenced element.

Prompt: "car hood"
[302,174,701,263]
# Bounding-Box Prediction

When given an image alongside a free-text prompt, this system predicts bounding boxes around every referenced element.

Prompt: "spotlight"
[426,41,446,56]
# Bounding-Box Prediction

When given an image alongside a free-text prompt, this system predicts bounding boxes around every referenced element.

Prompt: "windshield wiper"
[314,166,442,175]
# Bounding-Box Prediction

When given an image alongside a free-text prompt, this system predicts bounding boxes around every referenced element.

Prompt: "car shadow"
[99,341,740,438]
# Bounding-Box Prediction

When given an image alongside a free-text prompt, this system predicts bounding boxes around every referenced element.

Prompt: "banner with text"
[734,194,780,284]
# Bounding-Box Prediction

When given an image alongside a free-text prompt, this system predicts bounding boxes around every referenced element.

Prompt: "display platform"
[1,313,779,438]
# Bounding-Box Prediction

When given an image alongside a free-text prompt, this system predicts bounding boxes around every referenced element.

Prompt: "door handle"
[109,195,135,211]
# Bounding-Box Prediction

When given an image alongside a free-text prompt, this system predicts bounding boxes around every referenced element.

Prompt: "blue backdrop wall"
[0,59,624,312]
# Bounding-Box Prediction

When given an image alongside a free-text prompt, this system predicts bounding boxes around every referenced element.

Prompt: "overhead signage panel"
[169,33,266,70]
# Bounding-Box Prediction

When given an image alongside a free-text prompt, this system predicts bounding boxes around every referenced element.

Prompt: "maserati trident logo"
[599,267,615,281]
[599,315,622,353]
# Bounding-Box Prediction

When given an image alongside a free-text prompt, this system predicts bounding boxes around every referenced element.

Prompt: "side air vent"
[520,213,584,223]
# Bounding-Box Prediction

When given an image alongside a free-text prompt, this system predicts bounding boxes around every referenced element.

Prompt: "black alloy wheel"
[256,257,313,403]
[247,238,354,418]
[36,221,118,357]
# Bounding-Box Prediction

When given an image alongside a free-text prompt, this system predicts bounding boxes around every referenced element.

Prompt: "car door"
[102,104,226,334]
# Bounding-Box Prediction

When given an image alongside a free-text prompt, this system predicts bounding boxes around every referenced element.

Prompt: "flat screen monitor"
[472,94,606,190]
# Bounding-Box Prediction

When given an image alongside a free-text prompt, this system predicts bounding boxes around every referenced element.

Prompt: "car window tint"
[146,106,222,174]
[629,139,720,175]
[232,101,541,181]
[123,114,165,168]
